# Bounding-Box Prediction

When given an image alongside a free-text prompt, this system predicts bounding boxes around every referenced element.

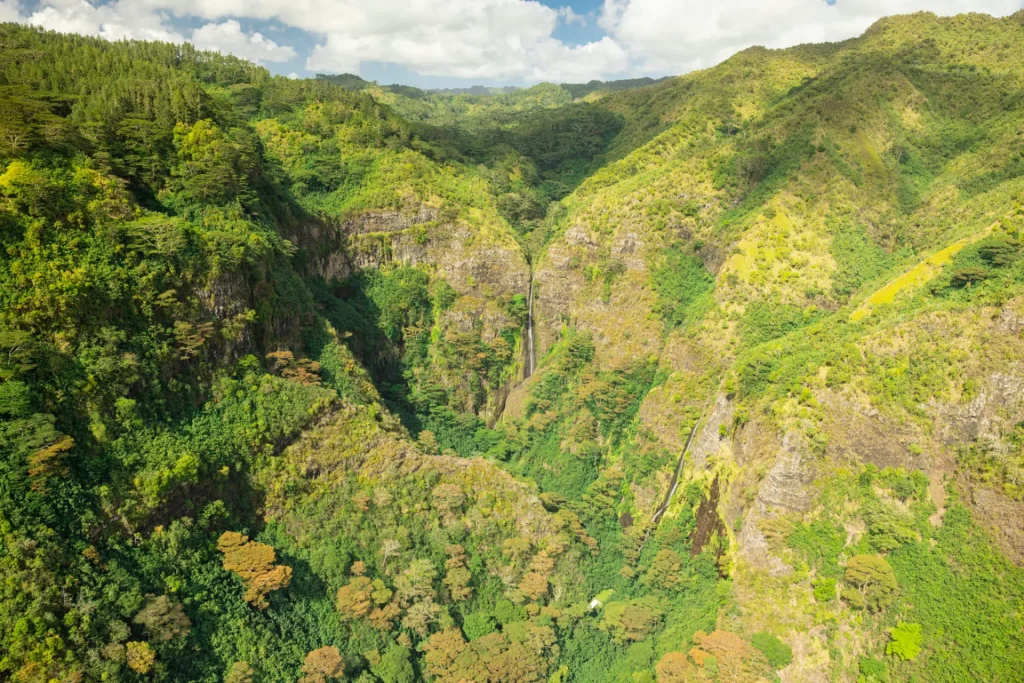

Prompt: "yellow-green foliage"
[851,223,996,320]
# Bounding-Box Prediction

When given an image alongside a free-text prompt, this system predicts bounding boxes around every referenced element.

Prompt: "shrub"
[462,612,498,640]
[650,246,714,330]
[858,657,889,683]
[751,632,793,669]
[813,577,837,603]
[949,267,990,287]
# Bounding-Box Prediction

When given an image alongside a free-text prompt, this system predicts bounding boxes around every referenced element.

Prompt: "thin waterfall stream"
[525,278,536,378]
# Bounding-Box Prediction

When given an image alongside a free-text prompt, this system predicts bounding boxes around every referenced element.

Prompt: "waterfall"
[636,403,710,555]
[525,279,536,378]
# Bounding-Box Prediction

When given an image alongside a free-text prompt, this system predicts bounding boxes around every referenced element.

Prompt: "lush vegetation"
[5,9,1024,683]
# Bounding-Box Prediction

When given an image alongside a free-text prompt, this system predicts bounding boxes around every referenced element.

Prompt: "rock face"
[996,301,1024,335]
[533,222,663,366]
[532,225,596,354]
[932,367,1024,445]
[688,394,734,471]
[343,207,438,235]
[294,209,530,301]
[756,432,817,516]
[736,430,817,576]
[819,390,926,470]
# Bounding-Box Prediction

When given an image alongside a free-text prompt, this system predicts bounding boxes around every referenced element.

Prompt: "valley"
[2,11,1024,682]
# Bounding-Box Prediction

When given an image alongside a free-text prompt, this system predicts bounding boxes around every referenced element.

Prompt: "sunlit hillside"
[1,11,1023,683]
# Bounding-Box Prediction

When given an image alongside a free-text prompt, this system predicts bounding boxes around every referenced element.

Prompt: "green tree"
[599,598,664,644]
[886,622,923,661]
[372,644,415,683]
[844,555,898,612]
[133,595,191,641]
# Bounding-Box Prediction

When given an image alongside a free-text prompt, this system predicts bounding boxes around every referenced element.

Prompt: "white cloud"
[28,0,185,43]
[16,0,1024,83]
[23,0,627,82]
[293,0,627,81]
[121,0,628,81]
[0,0,24,23]
[599,0,1024,73]
[558,6,586,26]
[191,20,297,63]
[26,1,298,66]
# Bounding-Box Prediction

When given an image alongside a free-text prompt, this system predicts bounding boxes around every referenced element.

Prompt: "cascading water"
[525,279,536,378]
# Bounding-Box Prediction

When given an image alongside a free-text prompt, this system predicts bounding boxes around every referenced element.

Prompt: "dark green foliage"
[949,267,990,287]
[511,336,658,499]
[315,72,374,90]
[978,236,1023,267]
[887,505,1024,681]
[828,214,896,298]
[651,246,714,330]
[788,520,846,579]
[313,265,521,441]
[751,632,793,669]
[561,77,666,99]
[736,349,780,399]
[859,657,890,683]
[739,299,823,347]
[715,126,816,221]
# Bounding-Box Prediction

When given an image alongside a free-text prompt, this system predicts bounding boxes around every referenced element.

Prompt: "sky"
[1,0,1022,87]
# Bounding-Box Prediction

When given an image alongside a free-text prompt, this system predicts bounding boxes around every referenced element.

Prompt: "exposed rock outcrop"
[818,389,927,470]
[688,394,734,471]
[291,208,530,302]
[343,207,438,235]
[736,430,817,576]
[932,366,1024,444]
[754,431,817,516]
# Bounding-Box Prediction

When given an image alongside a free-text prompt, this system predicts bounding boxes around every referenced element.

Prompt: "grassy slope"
[518,10,1024,682]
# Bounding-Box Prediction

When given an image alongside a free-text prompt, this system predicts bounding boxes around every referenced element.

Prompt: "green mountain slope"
[2,11,1024,683]
[520,9,1024,682]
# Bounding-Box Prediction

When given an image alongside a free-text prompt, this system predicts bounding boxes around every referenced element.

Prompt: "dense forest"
[2,10,1024,683]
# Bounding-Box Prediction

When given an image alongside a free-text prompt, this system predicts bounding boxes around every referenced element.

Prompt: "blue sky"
[6,0,1023,87]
